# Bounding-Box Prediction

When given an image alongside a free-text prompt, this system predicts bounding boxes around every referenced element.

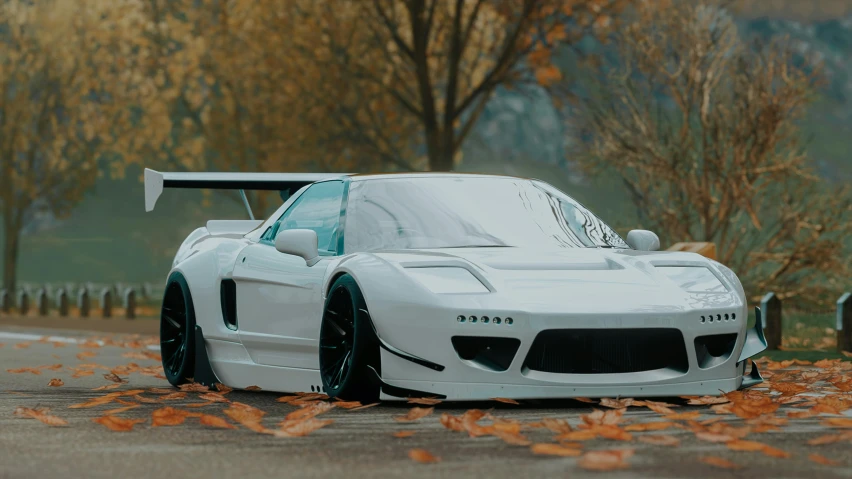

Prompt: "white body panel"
[154,172,764,401]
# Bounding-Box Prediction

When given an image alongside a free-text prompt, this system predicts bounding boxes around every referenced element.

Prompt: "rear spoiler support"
[238,190,254,220]
[144,168,350,215]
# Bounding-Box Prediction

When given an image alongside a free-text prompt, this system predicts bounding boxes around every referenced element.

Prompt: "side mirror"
[626,229,660,251]
[275,229,320,266]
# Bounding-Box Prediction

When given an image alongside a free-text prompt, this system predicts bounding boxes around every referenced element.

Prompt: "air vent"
[451,336,520,372]
[700,312,736,324]
[695,333,737,369]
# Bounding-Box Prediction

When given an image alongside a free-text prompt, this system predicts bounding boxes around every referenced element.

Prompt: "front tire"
[160,273,197,386]
[319,275,380,402]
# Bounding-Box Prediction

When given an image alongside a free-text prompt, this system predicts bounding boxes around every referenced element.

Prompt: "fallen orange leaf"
[6,368,41,375]
[47,379,64,387]
[638,435,680,446]
[159,392,187,401]
[726,440,766,452]
[624,422,675,432]
[213,383,233,394]
[440,413,465,432]
[491,429,532,446]
[76,351,97,360]
[699,456,741,469]
[581,408,625,426]
[408,448,440,464]
[93,416,145,432]
[555,430,598,441]
[822,417,852,428]
[152,407,190,427]
[285,402,335,421]
[599,398,640,409]
[537,418,573,434]
[762,445,792,458]
[594,425,633,441]
[244,385,262,391]
[92,384,122,391]
[683,396,729,405]
[770,382,808,395]
[102,373,127,384]
[393,430,416,438]
[461,409,491,437]
[198,392,229,403]
[643,401,677,415]
[577,449,634,471]
[331,400,363,409]
[394,407,434,422]
[103,405,141,415]
[809,453,841,466]
[492,397,520,405]
[407,397,442,406]
[695,432,736,443]
[198,414,236,429]
[665,411,702,421]
[178,383,209,393]
[223,402,267,427]
[349,402,379,411]
[530,443,582,457]
[148,387,176,394]
[276,418,334,437]
[807,432,852,445]
[14,407,68,427]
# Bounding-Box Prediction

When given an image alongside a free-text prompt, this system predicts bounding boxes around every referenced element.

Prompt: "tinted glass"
[273,180,344,254]
[344,177,628,252]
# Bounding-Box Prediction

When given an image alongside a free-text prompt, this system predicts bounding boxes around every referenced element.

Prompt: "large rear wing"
[144,168,350,218]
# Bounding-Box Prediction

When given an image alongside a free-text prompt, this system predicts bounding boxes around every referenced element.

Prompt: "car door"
[232,180,346,369]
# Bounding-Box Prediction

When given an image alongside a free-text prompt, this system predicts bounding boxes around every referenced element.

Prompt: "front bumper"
[373,303,768,401]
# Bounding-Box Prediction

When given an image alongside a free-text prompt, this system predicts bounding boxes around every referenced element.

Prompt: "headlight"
[656,266,728,293]
[405,267,489,294]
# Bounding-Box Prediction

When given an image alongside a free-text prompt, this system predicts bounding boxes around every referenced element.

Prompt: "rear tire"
[319,275,380,402]
[160,273,197,386]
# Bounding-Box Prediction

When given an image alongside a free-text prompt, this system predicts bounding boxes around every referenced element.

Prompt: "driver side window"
[261,181,345,255]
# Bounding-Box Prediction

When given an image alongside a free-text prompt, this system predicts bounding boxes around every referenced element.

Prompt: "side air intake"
[220,279,238,330]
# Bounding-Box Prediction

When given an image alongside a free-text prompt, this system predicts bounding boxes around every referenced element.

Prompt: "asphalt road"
[1,323,851,479]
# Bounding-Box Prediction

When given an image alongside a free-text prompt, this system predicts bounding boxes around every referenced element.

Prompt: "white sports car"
[144,168,767,402]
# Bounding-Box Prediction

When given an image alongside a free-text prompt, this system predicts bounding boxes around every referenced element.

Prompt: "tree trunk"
[2,217,19,292]
[427,129,455,172]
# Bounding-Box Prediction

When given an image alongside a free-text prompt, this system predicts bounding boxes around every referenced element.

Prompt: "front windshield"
[344,176,629,252]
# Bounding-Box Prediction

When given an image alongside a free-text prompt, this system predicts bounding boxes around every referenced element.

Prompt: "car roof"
[346,172,534,182]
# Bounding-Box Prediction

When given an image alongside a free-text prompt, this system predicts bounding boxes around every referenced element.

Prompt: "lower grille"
[523,328,688,374]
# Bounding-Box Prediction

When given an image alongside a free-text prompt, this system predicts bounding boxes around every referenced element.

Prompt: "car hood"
[369,247,744,314]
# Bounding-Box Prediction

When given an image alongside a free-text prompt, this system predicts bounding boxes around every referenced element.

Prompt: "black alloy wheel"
[160,273,196,386]
[319,275,380,401]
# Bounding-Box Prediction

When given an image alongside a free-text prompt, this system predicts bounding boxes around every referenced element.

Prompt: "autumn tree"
[113,0,632,195]
[565,0,852,307]
[0,1,126,291]
[289,0,632,172]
